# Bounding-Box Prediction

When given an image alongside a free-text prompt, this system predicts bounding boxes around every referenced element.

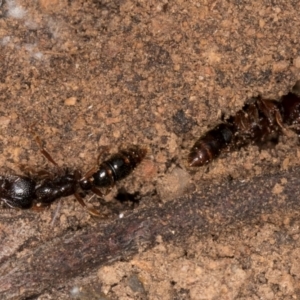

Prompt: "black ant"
[0,130,147,216]
[188,91,300,167]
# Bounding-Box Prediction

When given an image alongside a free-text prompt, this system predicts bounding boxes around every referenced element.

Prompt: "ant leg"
[33,133,59,167]
[31,203,51,212]
[81,166,114,196]
[35,169,53,179]
[91,186,104,197]
[96,146,110,165]
[80,147,112,194]
[79,147,109,183]
[18,164,37,176]
[103,185,114,196]
[18,164,53,179]
[19,119,57,165]
[27,124,59,167]
[74,192,101,217]
[81,166,98,181]
[259,99,284,129]
[275,110,284,129]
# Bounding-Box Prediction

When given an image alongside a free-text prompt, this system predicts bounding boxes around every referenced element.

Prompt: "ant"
[188,91,300,167]
[0,129,147,216]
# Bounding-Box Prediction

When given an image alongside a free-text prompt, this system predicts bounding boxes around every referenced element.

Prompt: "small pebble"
[64,97,77,106]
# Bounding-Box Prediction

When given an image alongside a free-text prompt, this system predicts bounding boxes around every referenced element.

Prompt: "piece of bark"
[0,168,299,299]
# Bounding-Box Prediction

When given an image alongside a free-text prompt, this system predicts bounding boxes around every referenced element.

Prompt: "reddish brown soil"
[1,0,300,299]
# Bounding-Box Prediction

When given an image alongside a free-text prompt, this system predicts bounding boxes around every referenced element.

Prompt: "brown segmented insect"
[188,91,300,167]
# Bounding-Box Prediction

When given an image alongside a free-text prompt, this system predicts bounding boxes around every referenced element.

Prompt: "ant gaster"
[80,147,147,195]
[188,92,300,167]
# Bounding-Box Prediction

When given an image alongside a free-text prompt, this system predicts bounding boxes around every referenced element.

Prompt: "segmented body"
[189,93,300,167]
[91,147,147,188]
[0,146,146,212]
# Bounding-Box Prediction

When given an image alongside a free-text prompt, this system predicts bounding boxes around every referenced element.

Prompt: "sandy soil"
[1,0,300,299]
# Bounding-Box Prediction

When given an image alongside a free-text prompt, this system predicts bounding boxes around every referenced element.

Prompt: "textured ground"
[1,0,300,299]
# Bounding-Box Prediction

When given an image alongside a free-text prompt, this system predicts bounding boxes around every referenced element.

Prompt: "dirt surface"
[1,0,300,299]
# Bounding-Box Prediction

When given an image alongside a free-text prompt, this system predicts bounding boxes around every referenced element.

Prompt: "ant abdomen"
[93,147,147,187]
[188,123,234,167]
[187,87,300,168]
